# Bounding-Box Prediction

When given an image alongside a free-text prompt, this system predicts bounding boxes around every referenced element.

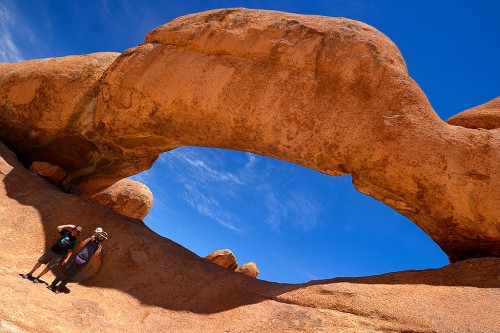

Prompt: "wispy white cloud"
[0,2,23,62]
[156,147,247,232]
[292,264,320,281]
[263,190,282,231]
[286,192,322,230]
[244,152,257,171]
[182,183,243,233]
[264,189,322,231]
[153,147,323,234]
[171,150,243,185]
[0,0,40,62]
[0,32,22,62]
[272,253,320,282]
[240,152,323,231]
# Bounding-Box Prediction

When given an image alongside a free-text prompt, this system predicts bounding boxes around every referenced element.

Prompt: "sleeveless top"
[77,239,99,261]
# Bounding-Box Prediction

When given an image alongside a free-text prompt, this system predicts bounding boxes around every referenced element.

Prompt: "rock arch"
[0,8,498,262]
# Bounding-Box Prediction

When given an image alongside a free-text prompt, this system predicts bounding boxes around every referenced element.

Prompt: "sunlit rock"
[235,262,260,278]
[0,8,498,263]
[205,249,238,270]
[92,179,153,220]
[446,96,500,130]
[1,139,499,332]
[0,52,119,175]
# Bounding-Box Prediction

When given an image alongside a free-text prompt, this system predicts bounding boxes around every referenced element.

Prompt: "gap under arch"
[130,146,448,283]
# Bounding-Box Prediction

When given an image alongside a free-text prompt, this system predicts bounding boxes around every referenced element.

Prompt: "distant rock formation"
[235,262,260,278]
[205,249,238,271]
[446,96,500,129]
[0,8,498,263]
[205,250,260,278]
[92,179,153,220]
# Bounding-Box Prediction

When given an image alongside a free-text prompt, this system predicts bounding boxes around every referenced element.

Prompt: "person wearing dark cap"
[48,227,108,293]
[22,224,82,284]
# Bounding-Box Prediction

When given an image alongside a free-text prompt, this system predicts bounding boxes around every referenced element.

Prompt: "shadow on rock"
[1,141,499,316]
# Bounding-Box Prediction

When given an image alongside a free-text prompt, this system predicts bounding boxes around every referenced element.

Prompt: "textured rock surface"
[29,161,67,184]
[205,249,238,270]
[92,178,153,220]
[0,52,119,174]
[1,141,499,333]
[0,9,498,262]
[235,262,260,278]
[446,96,500,129]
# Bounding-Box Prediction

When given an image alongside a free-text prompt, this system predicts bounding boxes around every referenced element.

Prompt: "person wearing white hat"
[48,227,108,293]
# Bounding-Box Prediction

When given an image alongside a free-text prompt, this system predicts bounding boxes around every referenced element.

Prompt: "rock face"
[92,178,153,220]
[446,96,500,129]
[205,249,238,270]
[1,140,499,333]
[0,52,120,177]
[235,262,260,278]
[29,161,67,185]
[0,9,498,262]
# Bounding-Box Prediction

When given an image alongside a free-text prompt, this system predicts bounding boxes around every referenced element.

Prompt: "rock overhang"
[0,8,498,263]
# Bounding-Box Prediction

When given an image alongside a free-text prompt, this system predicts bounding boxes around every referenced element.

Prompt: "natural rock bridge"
[0,8,499,263]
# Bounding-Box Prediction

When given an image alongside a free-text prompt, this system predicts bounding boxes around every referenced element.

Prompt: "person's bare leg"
[27,262,42,275]
[33,267,50,283]
[22,262,42,279]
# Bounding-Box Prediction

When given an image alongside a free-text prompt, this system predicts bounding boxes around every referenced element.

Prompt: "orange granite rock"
[29,161,67,185]
[205,249,238,270]
[0,8,498,263]
[1,140,499,333]
[0,52,119,173]
[446,96,500,129]
[235,262,260,278]
[92,179,153,220]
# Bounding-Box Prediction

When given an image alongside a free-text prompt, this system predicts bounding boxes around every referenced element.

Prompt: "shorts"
[38,249,63,270]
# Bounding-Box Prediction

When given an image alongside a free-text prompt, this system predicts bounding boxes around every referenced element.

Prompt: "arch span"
[0,8,498,262]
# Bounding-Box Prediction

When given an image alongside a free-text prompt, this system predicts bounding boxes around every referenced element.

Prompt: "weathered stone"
[29,161,67,184]
[0,9,498,263]
[235,262,259,278]
[1,140,499,333]
[446,96,500,129]
[0,52,120,178]
[205,249,238,270]
[92,179,153,220]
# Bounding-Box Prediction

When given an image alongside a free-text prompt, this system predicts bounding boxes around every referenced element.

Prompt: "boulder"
[92,179,153,220]
[29,161,67,184]
[235,262,259,278]
[205,249,238,270]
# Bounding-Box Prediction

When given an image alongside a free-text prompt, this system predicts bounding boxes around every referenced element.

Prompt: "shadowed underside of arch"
[0,8,498,262]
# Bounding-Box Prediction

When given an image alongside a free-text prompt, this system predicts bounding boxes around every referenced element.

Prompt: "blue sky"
[2,1,498,283]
